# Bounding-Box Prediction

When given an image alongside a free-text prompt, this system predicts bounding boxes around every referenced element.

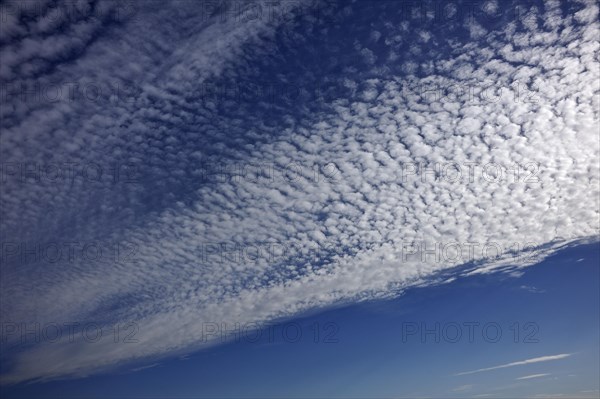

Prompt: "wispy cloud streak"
[456,354,571,376]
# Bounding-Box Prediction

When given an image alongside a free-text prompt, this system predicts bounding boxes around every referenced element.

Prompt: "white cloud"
[1,0,598,385]
[517,373,550,380]
[456,354,572,376]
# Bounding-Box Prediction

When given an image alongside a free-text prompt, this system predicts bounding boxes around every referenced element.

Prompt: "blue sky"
[1,0,599,397]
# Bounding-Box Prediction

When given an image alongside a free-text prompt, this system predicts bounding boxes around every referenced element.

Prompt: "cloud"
[519,285,546,294]
[516,373,550,380]
[456,354,572,376]
[130,363,160,373]
[1,0,599,385]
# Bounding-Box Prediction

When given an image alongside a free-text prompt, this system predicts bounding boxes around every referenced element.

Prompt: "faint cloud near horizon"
[516,373,550,380]
[519,285,547,294]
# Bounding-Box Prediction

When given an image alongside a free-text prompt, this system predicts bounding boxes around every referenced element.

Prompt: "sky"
[1,239,598,398]
[0,0,599,397]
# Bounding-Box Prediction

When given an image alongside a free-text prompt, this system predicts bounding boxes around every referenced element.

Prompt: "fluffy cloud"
[0,0,598,384]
